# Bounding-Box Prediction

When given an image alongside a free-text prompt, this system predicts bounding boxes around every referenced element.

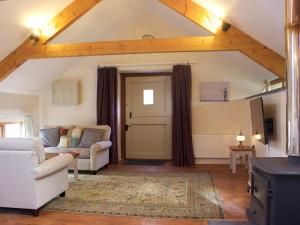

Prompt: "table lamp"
[236,131,245,148]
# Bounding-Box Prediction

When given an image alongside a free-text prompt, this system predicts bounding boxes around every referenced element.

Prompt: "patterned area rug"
[44,171,224,219]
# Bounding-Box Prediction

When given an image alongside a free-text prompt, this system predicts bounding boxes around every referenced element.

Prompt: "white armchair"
[0,138,73,216]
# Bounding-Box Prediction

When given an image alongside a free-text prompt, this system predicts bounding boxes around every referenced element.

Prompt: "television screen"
[250,97,267,144]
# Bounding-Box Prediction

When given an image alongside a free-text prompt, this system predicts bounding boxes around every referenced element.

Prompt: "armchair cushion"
[0,138,45,163]
[34,153,73,180]
[79,128,105,148]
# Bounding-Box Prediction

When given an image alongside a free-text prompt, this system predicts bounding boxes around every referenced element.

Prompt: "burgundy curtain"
[172,65,195,166]
[97,67,118,164]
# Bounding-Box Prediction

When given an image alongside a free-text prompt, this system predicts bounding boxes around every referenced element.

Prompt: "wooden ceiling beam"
[0,0,286,81]
[0,0,101,81]
[159,0,286,79]
[39,0,102,44]
[23,36,264,58]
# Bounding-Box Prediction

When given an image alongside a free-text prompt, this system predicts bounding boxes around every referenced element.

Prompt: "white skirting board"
[195,158,230,164]
[192,134,251,164]
[195,158,243,164]
[192,134,251,158]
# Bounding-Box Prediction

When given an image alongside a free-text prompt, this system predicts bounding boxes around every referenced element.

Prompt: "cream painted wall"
[253,89,287,157]
[192,100,252,162]
[0,92,40,136]
[39,68,97,126]
[39,58,255,163]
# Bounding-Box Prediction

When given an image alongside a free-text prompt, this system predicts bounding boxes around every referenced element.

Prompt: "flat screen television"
[250,97,268,144]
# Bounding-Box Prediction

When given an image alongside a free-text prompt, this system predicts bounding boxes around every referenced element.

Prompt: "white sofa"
[44,125,111,174]
[0,138,73,216]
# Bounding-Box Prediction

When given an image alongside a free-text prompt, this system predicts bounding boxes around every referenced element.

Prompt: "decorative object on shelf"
[199,82,229,102]
[236,131,245,148]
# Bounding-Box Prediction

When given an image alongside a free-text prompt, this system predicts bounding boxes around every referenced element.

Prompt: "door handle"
[125,124,130,131]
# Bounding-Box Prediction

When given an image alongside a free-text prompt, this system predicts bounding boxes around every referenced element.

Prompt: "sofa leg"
[60,191,66,197]
[31,208,40,217]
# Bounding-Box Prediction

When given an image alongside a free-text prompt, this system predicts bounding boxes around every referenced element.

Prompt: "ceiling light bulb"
[32,29,41,37]
[192,0,225,18]
[40,24,56,37]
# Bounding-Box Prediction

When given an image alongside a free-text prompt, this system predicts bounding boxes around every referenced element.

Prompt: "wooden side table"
[229,145,255,174]
[65,151,80,181]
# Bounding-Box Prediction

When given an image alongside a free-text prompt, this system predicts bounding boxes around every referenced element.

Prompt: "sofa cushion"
[79,128,105,148]
[77,125,111,141]
[39,127,60,147]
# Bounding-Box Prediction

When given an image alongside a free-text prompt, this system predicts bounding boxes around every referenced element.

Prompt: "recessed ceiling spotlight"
[142,34,155,39]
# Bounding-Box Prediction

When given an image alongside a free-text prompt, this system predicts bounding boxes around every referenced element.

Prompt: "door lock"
[125,124,130,131]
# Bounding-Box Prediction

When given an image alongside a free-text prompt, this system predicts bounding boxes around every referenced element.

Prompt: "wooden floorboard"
[0,162,249,225]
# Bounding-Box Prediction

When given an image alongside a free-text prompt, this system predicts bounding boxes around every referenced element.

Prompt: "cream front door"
[125,76,172,159]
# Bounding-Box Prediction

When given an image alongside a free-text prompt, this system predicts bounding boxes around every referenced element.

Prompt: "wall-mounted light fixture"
[29,29,41,45]
[222,22,231,32]
[254,131,262,140]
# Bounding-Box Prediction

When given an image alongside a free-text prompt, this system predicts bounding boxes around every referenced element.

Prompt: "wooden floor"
[0,162,250,225]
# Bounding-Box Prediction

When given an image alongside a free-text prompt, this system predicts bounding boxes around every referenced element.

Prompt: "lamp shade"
[236,131,245,142]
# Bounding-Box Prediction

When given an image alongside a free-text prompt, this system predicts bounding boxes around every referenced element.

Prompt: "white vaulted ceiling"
[0,0,284,95]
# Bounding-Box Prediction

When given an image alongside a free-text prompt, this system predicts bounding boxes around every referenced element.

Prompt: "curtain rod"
[96,61,198,68]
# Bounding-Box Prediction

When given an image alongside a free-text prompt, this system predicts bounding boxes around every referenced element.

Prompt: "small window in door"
[143,89,154,105]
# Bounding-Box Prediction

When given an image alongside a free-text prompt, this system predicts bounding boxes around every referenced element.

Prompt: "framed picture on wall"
[199,82,229,102]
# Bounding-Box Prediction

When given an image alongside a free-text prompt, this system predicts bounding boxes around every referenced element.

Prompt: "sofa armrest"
[90,141,112,153]
[34,154,73,180]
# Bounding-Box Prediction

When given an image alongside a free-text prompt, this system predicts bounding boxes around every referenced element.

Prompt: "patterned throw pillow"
[60,128,69,136]
[57,127,73,148]
[79,128,105,148]
[58,136,70,148]
[69,127,82,148]
[67,128,73,137]
[39,127,60,147]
